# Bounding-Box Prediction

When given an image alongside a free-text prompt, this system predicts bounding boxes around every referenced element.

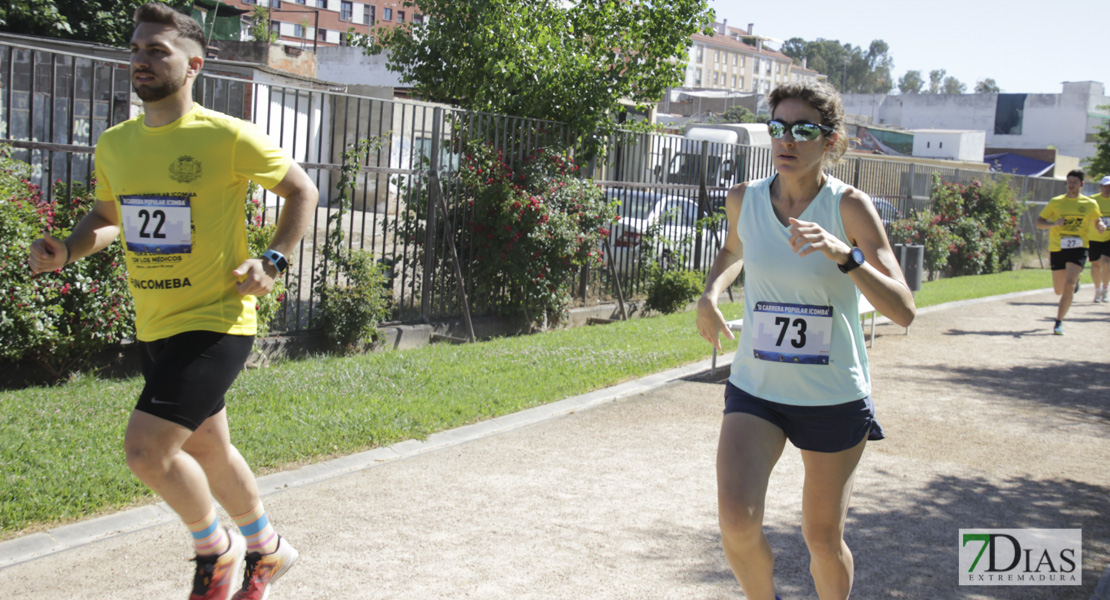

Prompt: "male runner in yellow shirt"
[1088,175,1110,303]
[1035,169,1105,335]
[28,4,317,599]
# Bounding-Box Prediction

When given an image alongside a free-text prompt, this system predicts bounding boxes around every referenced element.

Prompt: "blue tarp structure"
[984,153,1054,177]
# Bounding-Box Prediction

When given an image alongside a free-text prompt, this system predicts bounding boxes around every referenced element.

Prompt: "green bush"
[644,267,702,314]
[318,249,391,354]
[927,174,1024,276]
[458,143,618,328]
[313,139,393,352]
[0,155,134,378]
[890,210,952,278]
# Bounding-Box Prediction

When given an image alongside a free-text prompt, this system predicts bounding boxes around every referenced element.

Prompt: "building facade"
[841,81,1109,165]
[219,0,421,48]
[684,21,823,95]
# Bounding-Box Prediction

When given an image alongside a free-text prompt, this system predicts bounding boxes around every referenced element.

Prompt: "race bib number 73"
[119,195,193,254]
[752,302,833,365]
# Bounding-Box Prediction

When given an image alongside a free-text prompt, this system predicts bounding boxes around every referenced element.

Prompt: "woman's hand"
[696,295,734,352]
[788,217,853,264]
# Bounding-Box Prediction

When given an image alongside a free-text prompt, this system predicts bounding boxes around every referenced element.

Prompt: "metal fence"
[0,39,1089,335]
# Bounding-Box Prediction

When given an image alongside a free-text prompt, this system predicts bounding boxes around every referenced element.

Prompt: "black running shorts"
[1050,248,1087,271]
[135,331,254,431]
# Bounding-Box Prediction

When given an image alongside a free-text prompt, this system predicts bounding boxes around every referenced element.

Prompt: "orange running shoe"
[189,528,245,600]
[231,536,299,600]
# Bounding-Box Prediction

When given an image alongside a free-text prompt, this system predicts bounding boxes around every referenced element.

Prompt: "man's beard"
[133,71,187,102]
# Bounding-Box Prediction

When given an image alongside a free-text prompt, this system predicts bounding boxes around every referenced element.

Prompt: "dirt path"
[1,289,1107,599]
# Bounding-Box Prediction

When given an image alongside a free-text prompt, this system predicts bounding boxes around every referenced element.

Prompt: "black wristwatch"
[260,249,288,274]
[837,247,865,273]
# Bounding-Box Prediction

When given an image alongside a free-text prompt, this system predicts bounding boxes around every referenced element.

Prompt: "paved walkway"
[1,289,1108,599]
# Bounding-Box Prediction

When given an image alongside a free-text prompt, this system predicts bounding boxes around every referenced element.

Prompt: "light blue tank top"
[729,175,870,406]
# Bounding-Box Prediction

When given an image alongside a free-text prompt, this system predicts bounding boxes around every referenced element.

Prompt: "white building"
[911,130,986,162]
[841,81,1109,164]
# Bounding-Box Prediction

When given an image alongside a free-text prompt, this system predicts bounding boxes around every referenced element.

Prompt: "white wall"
[315,46,404,88]
[912,130,985,162]
[842,82,1108,163]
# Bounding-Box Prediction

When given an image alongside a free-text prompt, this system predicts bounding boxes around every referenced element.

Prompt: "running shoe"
[1074,280,1080,294]
[1102,288,1109,303]
[231,536,299,600]
[1053,322,1064,336]
[190,528,245,600]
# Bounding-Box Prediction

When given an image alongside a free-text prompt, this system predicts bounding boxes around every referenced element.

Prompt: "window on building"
[270,0,282,9]
[763,80,770,93]
[765,61,771,75]
[398,10,405,22]
[318,28,327,40]
[695,71,702,86]
[714,50,719,63]
[364,4,373,24]
[243,0,256,4]
[384,7,392,20]
[340,1,352,21]
[775,63,781,74]
[414,14,423,24]
[317,0,326,7]
[293,23,304,38]
[733,55,738,66]
[739,77,744,89]
[696,45,703,63]
[732,75,736,88]
[713,72,718,85]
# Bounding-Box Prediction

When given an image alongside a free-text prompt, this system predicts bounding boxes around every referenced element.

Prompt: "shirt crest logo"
[168,156,202,183]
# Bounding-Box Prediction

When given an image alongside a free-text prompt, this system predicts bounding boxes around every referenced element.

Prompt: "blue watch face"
[852,247,865,265]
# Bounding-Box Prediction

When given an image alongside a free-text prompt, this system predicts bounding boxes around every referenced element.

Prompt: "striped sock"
[186,508,230,557]
[232,504,279,555]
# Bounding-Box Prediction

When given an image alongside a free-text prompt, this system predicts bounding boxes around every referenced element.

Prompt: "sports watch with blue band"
[260,249,288,274]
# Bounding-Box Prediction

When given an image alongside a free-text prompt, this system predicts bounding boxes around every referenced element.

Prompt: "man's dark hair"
[1067,169,1085,182]
[133,2,206,52]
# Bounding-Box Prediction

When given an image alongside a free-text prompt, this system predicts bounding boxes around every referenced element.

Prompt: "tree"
[0,0,193,47]
[714,105,759,124]
[780,37,893,94]
[1083,105,1110,179]
[974,78,1001,93]
[247,6,277,44]
[358,0,715,152]
[942,76,967,94]
[928,69,946,93]
[898,70,924,94]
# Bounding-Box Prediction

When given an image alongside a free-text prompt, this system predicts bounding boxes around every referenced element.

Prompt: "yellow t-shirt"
[1089,193,1110,243]
[1038,194,1102,252]
[94,104,291,341]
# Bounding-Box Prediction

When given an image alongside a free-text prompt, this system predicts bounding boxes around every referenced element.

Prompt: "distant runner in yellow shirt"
[1035,169,1105,335]
[1088,175,1110,303]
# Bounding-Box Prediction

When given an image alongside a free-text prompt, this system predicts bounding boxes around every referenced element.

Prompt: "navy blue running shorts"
[1050,248,1087,271]
[723,381,885,453]
[135,331,254,431]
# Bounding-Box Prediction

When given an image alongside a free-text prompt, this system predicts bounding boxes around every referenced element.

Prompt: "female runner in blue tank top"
[696,81,916,600]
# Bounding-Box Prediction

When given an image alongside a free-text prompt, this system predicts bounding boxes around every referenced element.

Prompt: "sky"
[709,0,1108,95]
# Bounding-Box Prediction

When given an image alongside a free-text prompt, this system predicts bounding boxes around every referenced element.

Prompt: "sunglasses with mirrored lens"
[767,119,833,141]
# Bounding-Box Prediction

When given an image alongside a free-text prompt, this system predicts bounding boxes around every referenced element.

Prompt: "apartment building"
[685,21,823,94]
[220,0,421,47]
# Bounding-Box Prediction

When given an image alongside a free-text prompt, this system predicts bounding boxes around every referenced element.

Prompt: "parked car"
[871,197,903,227]
[604,188,723,276]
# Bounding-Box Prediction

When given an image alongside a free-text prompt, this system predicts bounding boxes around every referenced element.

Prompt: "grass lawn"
[0,268,1065,537]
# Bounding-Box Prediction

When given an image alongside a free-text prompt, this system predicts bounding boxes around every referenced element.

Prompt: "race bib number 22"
[751,302,833,365]
[119,195,192,254]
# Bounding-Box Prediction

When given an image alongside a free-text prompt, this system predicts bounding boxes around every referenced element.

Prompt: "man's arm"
[233,162,319,297]
[28,199,120,274]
